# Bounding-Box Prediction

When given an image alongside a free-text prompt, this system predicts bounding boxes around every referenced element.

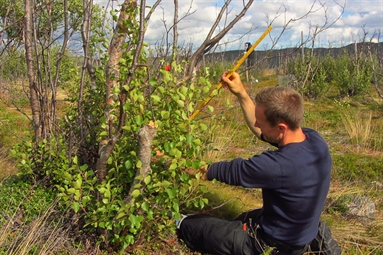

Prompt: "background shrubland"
[1,0,383,254]
[2,56,383,254]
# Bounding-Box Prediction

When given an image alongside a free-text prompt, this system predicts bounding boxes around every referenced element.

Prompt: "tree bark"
[96,0,137,182]
[126,121,158,202]
[24,0,41,140]
[172,0,178,62]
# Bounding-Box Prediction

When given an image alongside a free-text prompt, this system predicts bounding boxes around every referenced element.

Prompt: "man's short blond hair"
[255,86,304,130]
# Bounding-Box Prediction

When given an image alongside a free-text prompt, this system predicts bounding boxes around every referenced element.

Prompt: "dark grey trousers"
[177,209,309,255]
[178,214,262,255]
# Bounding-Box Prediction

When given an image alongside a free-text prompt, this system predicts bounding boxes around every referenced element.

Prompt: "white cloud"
[94,0,383,50]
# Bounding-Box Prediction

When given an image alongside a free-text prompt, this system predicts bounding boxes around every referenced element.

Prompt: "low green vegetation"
[1,57,383,254]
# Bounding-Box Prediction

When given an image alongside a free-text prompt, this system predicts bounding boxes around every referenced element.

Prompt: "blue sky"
[95,0,383,51]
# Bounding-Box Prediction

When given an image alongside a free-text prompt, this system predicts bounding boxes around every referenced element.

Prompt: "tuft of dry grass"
[202,117,260,162]
[1,201,67,254]
[341,110,373,151]
[0,200,103,255]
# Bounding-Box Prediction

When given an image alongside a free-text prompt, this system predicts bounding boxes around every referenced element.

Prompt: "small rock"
[347,195,375,219]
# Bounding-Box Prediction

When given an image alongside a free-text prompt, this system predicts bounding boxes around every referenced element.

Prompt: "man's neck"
[279,128,306,146]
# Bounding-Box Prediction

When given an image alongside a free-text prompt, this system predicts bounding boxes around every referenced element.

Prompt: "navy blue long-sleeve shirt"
[206,128,332,246]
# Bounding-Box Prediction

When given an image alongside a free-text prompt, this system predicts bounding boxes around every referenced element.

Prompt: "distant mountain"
[204,42,383,70]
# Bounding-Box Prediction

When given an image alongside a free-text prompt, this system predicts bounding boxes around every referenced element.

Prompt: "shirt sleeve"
[206,151,282,189]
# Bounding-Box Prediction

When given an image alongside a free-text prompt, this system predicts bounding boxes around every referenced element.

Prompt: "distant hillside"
[204,42,383,70]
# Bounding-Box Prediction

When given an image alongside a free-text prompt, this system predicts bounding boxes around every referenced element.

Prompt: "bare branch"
[158,0,196,61]
[368,33,383,100]
[186,0,254,77]
[172,0,178,60]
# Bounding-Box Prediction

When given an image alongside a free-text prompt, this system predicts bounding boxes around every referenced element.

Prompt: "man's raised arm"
[221,72,261,139]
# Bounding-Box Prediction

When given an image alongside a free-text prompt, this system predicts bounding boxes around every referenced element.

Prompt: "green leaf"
[67,188,76,194]
[170,148,182,158]
[125,160,133,169]
[129,214,144,228]
[164,142,171,152]
[151,95,161,103]
[74,190,81,201]
[82,196,90,206]
[163,70,171,83]
[166,188,177,199]
[169,162,177,170]
[149,78,157,86]
[131,189,140,198]
[137,94,145,102]
[79,164,88,171]
[188,102,194,113]
[173,202,179,213]
[104,189,111,198]
[72,202,80,213]
[144,175,151,184]
[177,100,185,108]
[135,115,143,125]
[73,175,82,189]
[199,199,205,208]
[181,112,188,120]
[161,111,170,119]
[157,86,165,94]
[162,180,171,188]
[99,131,107,137]
[116,211,127,220]
[192,161,201,169]
[186,134,193,144]
[124,235,135,248]
[141,202,149,212]
[200,123,208,131]
[180,86,188,95]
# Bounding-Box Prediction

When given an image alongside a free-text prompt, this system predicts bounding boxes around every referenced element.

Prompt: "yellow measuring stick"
[189,26,272,121]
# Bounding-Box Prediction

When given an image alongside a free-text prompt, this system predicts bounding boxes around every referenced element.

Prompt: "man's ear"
[278,123,288,133]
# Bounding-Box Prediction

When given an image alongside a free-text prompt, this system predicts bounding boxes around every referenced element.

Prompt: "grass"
[1,71,383,254]
[341,110,373,151]
[1,202,68,255]
[0,176,79,255]
[0,100,31,150]
[325,181,383,254]
[0,146,17,178]
[0,100,30,179]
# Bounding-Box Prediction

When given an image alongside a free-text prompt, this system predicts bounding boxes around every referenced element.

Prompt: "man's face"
[254,105,282,144]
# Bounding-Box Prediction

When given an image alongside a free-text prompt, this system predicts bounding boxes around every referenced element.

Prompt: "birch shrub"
[12,58,216,252]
